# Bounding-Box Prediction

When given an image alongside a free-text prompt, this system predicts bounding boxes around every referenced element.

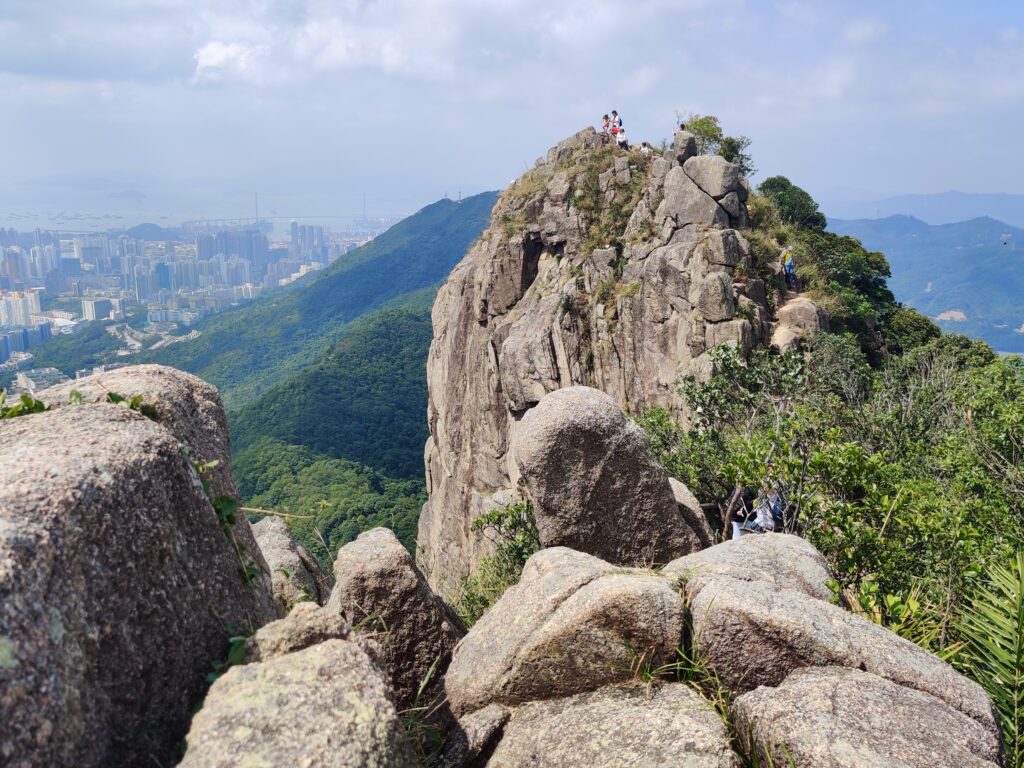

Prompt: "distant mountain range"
[827,192,1024,229]
[830,214,1024,353]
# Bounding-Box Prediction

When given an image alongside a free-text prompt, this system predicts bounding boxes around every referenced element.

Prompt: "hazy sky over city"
[2,0,1023,225]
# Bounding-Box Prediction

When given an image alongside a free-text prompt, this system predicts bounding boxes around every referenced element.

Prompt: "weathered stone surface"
[253,516,332,614]
[442,703,510,768]
[512,386,704,566]
[697,271,736,322]
[180,639,415,768]
[664,533,832,602]
[657,166,730,229]
[689,577,1000,735]
[486,684,740,768]
[668,478,714,549]
[445,548,685,717]
[733,667,1002,768]
[771,298,823,351]
[718,191,741,219]
[244,601,349,663]
[695,229,746,269]
[666,130,698,166]
[40,364,276,620]
[417,131,771,599]
[705,318,752,354]
[327,527,463,710]
[683,155,741,200]
[0,404,272,768]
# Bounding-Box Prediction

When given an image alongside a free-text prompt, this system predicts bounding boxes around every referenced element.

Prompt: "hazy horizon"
[4,0,1023,227]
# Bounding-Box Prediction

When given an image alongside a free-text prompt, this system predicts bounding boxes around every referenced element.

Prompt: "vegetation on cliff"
[638,176,1024,762]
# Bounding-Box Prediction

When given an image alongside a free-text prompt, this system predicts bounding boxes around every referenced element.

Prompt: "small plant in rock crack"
[401,657,447,767]
[190,455,261,584]
[206,632,250,684]
[0,389,49,419]
[105,391,160,421]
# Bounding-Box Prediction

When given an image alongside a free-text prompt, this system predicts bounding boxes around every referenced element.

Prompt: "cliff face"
[418,128,772,597]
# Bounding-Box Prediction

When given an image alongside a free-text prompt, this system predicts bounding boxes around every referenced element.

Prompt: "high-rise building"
[0,290,42,327]
[73,237,107,267]
[82,298,113,322]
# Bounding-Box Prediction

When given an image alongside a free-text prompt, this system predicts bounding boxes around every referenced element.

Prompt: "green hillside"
[142,191,497,409]
[230,305,433,481]
[830,215,1024,353]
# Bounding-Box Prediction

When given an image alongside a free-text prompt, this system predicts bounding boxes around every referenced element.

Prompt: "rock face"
[180,640,414,768]
[441,703,510,768]
[439,535,999,766]
[687,575,999,738]
[664,533,833,601]
[770,296,823,352]
[418,128,766,597]
[668,477,715,548]
[326,527,463,710]
[445,548,685,717]
[0,404,273,768]
[512,386,704,566]
[244,601,350,663]
[486,684,740,768]
[733,667,1003,768]
[253,516,332,613]
[40,364,276,620]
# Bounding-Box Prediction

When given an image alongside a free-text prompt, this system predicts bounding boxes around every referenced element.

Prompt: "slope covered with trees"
[230,306,433,481]
[830,214,1024,353]
[142,192,497,409]
[637,174,1024,762]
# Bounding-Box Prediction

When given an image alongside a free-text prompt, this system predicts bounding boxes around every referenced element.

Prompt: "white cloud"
[193,41,271,83]
[843,18,887,45]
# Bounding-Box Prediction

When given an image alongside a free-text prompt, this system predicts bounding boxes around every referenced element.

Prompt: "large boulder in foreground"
[663,533,832,601]
[40,364,276,620]
[0,404,272,768]
[486,684,740,768]
[326,527,464,711]
[253,516,332,614]
[180,639,414,768]
[688,576,1000,738]
[512,386,704,567]
[733,667,1002,768]
[445,548,685,717]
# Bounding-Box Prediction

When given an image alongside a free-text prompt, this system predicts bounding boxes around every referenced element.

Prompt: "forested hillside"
[231,305,433,481]
[142,191,497,409]
[206,196,494,561]
[831,214,1024,353]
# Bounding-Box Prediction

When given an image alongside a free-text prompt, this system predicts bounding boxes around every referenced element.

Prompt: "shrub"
[454,502,539,626]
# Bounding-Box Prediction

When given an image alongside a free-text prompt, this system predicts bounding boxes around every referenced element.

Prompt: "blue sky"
[1,0,1022,224]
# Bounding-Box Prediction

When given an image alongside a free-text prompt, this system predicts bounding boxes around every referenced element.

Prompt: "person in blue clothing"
[783,248,798,290]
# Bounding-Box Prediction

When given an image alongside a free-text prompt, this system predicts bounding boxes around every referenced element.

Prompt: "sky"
[2,0,1023,227]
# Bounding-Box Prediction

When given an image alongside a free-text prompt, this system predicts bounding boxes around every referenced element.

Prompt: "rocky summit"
[0,130,1005,768]
[417,128,775,598]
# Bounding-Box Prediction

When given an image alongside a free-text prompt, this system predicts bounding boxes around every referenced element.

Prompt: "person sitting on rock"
[616,127,629,150]
[728,486,758,540]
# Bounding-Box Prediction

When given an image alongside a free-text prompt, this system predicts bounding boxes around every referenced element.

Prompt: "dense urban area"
[0,217,397,392]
